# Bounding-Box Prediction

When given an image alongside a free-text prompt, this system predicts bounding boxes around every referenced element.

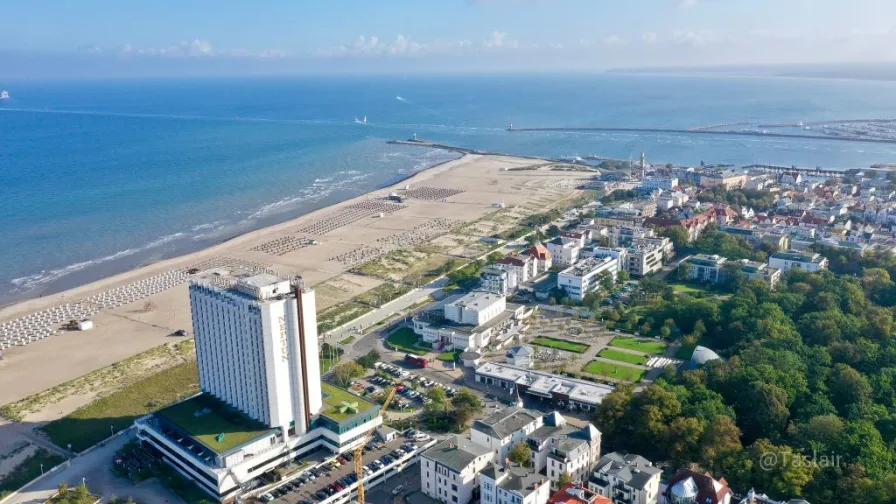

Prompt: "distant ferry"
[354,115,368,125]
[0,90,8,100]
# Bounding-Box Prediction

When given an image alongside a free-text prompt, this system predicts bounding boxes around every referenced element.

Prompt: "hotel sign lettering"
[279,316,289,362]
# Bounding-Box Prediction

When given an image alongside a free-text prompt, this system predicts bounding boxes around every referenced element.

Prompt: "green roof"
[157,394,276,455]
[320,383,379,422]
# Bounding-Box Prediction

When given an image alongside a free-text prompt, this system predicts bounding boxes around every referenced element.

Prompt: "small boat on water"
[353,115,368,125]
[0,90,9,100]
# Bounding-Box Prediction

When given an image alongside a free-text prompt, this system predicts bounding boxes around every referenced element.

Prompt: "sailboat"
[353,115,368,125]
[0,90,9,100]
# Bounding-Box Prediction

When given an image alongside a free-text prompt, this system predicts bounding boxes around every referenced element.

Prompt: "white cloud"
[642,32,658,45]
[259,49,286,58]
[678,0,698,7]
[187,39,213,56]
[603,35,624,46]
[672,30,716,46]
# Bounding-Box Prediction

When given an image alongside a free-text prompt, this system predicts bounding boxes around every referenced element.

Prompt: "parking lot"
[368,361,461,409]
[262,432,435,504]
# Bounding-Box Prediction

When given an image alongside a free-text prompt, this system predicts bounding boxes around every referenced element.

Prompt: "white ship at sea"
[353,115,368,124]
[0,90,9,100]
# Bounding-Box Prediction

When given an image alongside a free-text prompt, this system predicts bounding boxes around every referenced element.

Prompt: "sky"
[2,0,896,78]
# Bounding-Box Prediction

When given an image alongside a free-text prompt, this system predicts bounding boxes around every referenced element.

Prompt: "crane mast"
[354,385,398,504]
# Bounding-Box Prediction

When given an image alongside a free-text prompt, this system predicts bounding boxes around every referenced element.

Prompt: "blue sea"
[4,73,896,304]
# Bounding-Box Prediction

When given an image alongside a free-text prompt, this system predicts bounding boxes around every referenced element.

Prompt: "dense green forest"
[593,268,896,503]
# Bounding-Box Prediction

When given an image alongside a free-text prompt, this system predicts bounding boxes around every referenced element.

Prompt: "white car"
[261,494,274,502]
[392,485,405,496]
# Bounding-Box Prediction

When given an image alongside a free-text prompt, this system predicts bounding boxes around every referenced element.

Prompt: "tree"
[508,442,533,466]
[700,415,743,474]
[747,439,818,498]
[355,349,381,369]
[451,389,483,426]
[598,271,615,293]
[426,387,447,410]
[828,364,872,415]
[659,225,690,250]
[617,270,630,283]
[546,225,561,238]
[665,416,704,468]
[332,362,364,388]
[558,471,574,487]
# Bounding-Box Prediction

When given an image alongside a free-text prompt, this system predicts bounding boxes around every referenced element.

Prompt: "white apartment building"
[481,465,552,504]
[444,291,507,326]
[624,238,670,277]
[547,237,583,267]
[471,407,543,464]
[588,452,662,504]
[136,272,382,501]
[768,251,829,272]
[481,265,517,296]
[557,256,619,301]
[497,255,536,284]
[420,435,495,504]
[189,273,321,433]
[526,412,601,486]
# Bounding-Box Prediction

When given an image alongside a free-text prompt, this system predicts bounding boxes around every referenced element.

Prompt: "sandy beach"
[0,153,593,410]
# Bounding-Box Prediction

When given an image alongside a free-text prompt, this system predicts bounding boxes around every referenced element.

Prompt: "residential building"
[420,435,495,504]
[604,226,656,248]
[472,407,543,463]
[588,452,662,504]
[526,412,601,486]
[549,483,612,504]
[548,237,583,267]
[645,208,717,242]
[497,255,537,284]
[768,251,828,272]
[678,254,727,283]
[527,244,554,275]
[481,265,516,296]
[481,465,552,504]
[662,469,733,504]
[135,272,382,501]
[475,362,615,413]
[739,260,782,287]
[557,256,620,301]
[624,239,668,277]
[413,297,529,352]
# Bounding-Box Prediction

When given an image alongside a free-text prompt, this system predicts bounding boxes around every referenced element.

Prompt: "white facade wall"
[769,253,828,273]
[190,279,321,433]
[481,471,551,504]
[557,257,619,302]
[420,451,493,504]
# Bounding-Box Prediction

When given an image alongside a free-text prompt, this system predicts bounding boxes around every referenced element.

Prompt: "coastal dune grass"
[609,336,667,355]
[41,361,200,453]
[582,360,645,382]
[531,336,590,353]
[598,348,648,365]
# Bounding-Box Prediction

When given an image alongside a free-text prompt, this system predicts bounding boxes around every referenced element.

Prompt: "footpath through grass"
[0,448,66,499]
[531,336,590,353]
[583,360,646,382]
[42,361,199,452]
[598,348,648,365]
[609,336,667,355]
[386,328,429,356]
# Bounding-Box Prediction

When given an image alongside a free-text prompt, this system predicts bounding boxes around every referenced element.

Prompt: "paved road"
[4,431,183,504]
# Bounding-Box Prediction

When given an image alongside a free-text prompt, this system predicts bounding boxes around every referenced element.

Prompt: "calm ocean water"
[3,73,896,303]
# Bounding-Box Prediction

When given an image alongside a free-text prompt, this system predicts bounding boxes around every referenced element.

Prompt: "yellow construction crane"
[354,385,398,504]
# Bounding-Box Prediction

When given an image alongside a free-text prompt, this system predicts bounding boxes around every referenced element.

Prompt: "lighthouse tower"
[640,152,647,180]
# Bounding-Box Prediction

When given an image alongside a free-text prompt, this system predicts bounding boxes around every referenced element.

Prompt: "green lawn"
[0,449,66,499]
[157,394,276,454]
[42,361,200,452]
[387,328,430,356]
[583,360,646,382]
[338,335,356,345]
[531,336,590,353]
[320,357,340,373]
[609,336,668,355]
[599,348,648,365]
[438,350,461,362]
[670,282,706,294]
[321,383,378,421]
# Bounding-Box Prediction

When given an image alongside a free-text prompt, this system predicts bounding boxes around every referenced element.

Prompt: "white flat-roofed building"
[420,435,495,504]
[474,362,615,413]
[135,271,382,502]
[641,177,679,191]
[768,251,828,272]
[547,237,583,267]
[624,238,669,277]
[414,300,529,352]
[481,265,516,296]
[189,272,320,432]
[444,291,507,326]
[558,256,619,301]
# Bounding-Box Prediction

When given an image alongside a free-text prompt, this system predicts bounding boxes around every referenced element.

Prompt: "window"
[452,484,458,491]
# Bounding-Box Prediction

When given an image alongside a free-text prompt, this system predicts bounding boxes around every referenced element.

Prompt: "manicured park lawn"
[583,360,646,382]
[670,282,706,294]
[531,336,590,353]
[387,328,430,356]
[438,350,461,362]
[610,336,667,355]
[599,348,648,365]
[42,361,199,453]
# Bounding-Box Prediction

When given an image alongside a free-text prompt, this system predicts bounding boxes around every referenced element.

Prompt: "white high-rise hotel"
[135,272,381,502]
[190,273,322,433]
